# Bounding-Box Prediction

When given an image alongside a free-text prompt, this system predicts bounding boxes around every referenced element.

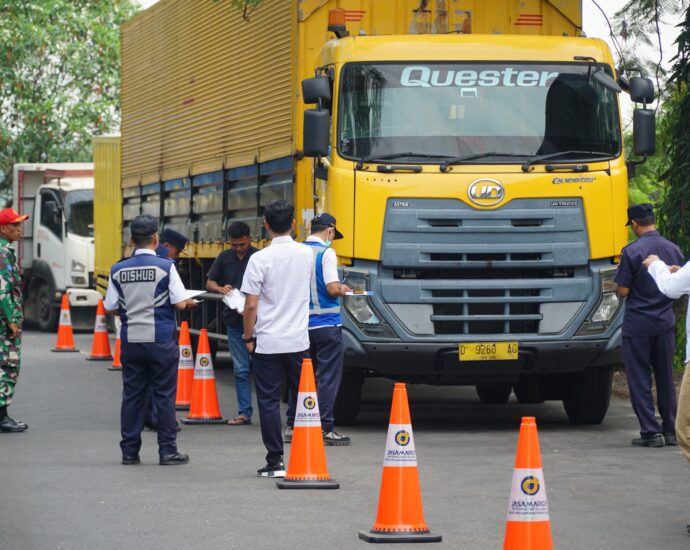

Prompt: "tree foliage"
[0,0,139,188]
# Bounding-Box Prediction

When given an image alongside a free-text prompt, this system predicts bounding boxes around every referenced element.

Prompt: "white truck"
[12,163,101,330]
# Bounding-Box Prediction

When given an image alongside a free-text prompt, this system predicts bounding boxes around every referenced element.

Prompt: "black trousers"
[623,331,678,435]
[120,341,179,457]
[252,350,305,464]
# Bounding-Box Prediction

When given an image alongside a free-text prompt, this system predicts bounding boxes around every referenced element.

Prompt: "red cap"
[0,208,29,225]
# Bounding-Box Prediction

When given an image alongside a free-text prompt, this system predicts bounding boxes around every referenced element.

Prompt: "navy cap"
[160,228,188,251]
[130,214,158,237]
[626,203,654,226]
[311,212,344,240]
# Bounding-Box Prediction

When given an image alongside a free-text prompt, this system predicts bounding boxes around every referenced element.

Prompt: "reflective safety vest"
[304,240,341,328]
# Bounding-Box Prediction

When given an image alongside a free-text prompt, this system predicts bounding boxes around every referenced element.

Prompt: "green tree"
[0,0,139,188]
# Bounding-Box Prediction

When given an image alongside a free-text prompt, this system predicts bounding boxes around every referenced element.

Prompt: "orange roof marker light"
[328,8,349,38]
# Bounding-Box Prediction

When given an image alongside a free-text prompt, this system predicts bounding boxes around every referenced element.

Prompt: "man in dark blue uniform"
[615,203,684,447]
[105,215,195,465]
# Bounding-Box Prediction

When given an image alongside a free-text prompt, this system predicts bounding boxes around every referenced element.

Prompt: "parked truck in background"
[96,0,657,425]
[13,163,100,330]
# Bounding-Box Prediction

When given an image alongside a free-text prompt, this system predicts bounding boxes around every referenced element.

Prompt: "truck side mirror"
[629,77,655,104]
[302,77,331,104]
[633,108,655,157]
[303,109,330,157]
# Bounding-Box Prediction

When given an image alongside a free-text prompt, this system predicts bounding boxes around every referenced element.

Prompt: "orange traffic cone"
[359,383,441,543]
[175,321,194,411]
[108,317,122,371]
[503,417,553,550]
[277,358,339,489]
[86,299,112,361]
[51,294,78,352]
[182,328,225,424]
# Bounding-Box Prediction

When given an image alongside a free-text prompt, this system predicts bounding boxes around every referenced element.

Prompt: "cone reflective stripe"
[276,358,338,489]
[359,383,441,543]
[175,322,194,410]
[108,317,122,371]
[503,416,553,550]
[51,294,78,352]
[182,329,225,424]
[86,299,112,361]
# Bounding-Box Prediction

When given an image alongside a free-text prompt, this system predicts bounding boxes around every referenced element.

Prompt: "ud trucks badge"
[467,179,505,206]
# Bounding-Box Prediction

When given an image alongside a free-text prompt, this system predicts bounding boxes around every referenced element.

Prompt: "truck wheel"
[334,370,364,425]
[36,282,58,332]
[475,383,512,404]
[513,376,545,404]
[563,366,613,425]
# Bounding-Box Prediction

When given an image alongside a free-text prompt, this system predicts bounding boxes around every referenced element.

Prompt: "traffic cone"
[276,358,339,490]
[108,317,122,371]
[503,417,553,550]
[51,294,78,352]
[86,299,113,361]
[182,328,225,424]
[359,383,441,543]
[175,321,194,410]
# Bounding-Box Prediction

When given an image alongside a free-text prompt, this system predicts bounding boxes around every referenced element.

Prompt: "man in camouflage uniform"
[0,208,29,433]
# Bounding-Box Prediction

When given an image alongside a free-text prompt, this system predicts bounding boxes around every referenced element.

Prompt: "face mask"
[324,240,332,247]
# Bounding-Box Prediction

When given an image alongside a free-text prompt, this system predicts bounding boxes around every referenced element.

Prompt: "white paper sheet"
[222,289,246,314]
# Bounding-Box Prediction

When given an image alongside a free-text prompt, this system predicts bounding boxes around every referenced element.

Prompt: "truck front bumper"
[343,327,622,385]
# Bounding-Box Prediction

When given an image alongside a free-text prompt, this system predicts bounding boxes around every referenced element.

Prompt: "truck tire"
[513,376,545,404]
[563,366,613,425]
[475,383,512,404]
[333,370,364,426]
[36,282,59,332]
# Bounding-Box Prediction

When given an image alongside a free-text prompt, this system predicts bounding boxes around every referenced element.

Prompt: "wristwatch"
[243,335,256,343]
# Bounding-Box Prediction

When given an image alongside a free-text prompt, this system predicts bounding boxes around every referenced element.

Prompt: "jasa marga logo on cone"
[507,469,549,521]
[194,355,214,379]
[383,424,417,467]
[295,392,321,426]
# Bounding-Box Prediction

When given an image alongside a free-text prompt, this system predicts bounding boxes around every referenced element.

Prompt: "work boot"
[0,408,28,433]
[631,433,664,447]
[663,432,678,446]
[159,452,189,465]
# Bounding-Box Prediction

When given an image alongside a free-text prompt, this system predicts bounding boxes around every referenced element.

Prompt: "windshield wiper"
[521,150,613,173]
[355,152,449,170]
[439,152,528,172]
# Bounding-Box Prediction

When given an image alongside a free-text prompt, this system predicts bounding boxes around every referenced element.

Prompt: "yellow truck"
[96,0,657,424]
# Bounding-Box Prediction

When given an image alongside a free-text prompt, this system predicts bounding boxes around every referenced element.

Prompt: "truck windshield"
[64,189,94,237]
[338,62,621,162]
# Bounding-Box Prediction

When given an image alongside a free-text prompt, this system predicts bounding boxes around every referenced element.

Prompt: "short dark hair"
[264,200,293,234]
[228,221,251,239]
[132,233,155,247]
[633,216,655,227]
[310,223,329,235]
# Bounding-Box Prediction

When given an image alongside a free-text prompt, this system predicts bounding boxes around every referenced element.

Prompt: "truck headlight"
[71,260,86,273]
[342,268,395,338]
[577,266,621,335]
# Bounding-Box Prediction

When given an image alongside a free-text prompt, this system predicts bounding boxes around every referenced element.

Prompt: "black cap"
[130,214,158,237]
[311,212,344,240]
[626,203,654,226]
[160,228,188,251]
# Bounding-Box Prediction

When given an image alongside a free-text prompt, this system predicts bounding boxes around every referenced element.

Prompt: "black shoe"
[122,455,141,465]
[159,452,189,465]
[257,461,286,478]
[323,430,351,446]
[0,415,28,433]
[631,433,664,447]
[663,432,677,446]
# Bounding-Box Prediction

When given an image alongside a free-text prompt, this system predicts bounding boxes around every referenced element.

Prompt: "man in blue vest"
[104,215,195,465]
[284,213,352,446]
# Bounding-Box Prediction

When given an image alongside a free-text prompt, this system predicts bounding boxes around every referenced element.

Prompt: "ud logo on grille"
[467,179,505,206]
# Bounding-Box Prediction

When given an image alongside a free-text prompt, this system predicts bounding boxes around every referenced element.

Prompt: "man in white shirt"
[241,200,313,477]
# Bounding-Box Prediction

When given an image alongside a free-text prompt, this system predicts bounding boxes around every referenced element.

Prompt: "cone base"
[358,530,442,543]
[51,348,80,352]
[181,417,226,425]
[86,355,113,361]
[175,404,190,411]
[108,366,122,371]
[276,478,339,490]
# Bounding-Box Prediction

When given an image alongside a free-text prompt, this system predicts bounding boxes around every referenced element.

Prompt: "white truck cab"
[12,163,101,330]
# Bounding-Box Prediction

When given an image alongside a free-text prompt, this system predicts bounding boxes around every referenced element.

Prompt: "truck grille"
[379,198,590,336]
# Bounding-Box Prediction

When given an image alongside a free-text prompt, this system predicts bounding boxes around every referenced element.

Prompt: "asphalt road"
[1,329,689,550]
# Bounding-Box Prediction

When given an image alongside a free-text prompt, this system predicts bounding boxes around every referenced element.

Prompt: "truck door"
[36,189,66,291]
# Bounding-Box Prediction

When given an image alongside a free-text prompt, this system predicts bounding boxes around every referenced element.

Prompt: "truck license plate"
[459,342,519,361]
